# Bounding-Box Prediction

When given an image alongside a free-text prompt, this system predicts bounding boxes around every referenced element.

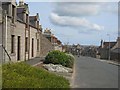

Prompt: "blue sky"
[16,0,118,46]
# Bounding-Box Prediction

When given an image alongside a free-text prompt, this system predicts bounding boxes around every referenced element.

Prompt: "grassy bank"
[2,62,70,88]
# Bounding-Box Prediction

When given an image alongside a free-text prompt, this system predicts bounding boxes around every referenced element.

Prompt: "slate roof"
[17,16,24,22]
[17,8,24,13]
[111,37,120,54]
[111,48,120,54]
[103,42,117,49]
[17,8,24,22]
[29,16,37,27]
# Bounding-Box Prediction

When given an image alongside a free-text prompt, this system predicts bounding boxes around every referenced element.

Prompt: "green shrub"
[65,53,75,68]
[2,62,70,88]
[44,50,75,68]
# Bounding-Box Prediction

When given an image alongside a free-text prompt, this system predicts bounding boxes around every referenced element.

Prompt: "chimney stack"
[19,0,24,6]
[101,39,103,48]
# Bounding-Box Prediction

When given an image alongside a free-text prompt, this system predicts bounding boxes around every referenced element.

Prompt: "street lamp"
[107,34,110,60]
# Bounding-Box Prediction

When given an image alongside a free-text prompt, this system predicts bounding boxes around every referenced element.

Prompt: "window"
[25,37,28,52]
[25,23,27,28]
[37,21,39,28]
[25,14,28,28]
[12,5,15,23]
[2,3,9,15]
[37,39,39,51]
[26,14,28,23]
[11,35,15,53]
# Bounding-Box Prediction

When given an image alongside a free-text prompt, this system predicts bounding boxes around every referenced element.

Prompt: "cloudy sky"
[17,0,118,45]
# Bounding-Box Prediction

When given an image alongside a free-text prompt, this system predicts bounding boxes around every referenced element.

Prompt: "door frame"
[17,36,20,61]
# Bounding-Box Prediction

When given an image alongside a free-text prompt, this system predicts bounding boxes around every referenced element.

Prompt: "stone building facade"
[98,39,117,60]
[0,0,54,63]
[43,28,63,52]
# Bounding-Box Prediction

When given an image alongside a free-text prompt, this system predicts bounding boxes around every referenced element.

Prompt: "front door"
[32,38,34,57]
[17,36,20,60]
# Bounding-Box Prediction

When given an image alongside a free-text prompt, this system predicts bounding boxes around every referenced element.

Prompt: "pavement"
[25,57,45,66]
[71,56,119,88]
[98,59,120,66]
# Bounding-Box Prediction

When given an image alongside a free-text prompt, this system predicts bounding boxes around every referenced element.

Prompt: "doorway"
[32,38,34,57]
[17,36,20,60]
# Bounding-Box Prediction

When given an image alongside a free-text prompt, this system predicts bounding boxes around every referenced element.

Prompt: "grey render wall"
[0,5,2,63]
[0,24,3,63]
[0,9,7,63]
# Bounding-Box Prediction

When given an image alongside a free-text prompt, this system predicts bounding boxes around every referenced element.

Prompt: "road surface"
[71,56,118,88]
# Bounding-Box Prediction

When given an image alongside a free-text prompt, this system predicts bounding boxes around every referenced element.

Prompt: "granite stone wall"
[0,2,54,62]
[40,34,54,57]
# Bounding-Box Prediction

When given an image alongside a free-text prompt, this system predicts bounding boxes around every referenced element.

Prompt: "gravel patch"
[43,64,73,73]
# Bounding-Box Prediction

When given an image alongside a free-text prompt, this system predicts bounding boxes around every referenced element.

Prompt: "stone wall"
[0,5,3,62]
[100,48,108,60]
[40,34,54,57]
[0,24,3,63]
[0,8,6,63]
[8,20,25,62]
[1,2,54,62]
[29,26,41,59]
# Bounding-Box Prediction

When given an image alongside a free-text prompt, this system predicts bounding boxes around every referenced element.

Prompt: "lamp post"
[107,34,110,60]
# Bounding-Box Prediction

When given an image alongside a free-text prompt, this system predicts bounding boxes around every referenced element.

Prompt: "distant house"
[111,37,120,61]
[43,29,63,52]
[43,28,52,42]
[68,44,83,55]
[51,35,62,51]
[98,39,117,60]
[81,46,97,58]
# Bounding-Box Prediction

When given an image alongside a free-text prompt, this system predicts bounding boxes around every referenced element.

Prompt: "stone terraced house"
[43,28,63,52]
[0,0,54,63]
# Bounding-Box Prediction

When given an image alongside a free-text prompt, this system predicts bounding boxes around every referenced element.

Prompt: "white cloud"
[54,3,101,16]
[53,2,117,17]
[103,3,118,14]
[50,13,104,31]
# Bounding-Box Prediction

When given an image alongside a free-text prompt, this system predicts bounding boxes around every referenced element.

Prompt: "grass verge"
[2,62,70,88]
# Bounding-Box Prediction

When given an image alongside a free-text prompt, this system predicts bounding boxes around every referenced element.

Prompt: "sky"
[16,0,119,46]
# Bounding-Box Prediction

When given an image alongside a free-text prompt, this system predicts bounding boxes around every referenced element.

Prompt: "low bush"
[44,50,75,68]
[2,62,70,88]
[65,53,75,68]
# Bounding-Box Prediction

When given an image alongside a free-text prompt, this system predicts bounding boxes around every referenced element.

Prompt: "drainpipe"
[2,10,4,63]
[28,25,30,60]
[4,10,8,62]
[5,11,7,53]
[24,24,26,61]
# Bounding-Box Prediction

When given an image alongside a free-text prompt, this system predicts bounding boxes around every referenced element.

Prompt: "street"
[71,56,118,88]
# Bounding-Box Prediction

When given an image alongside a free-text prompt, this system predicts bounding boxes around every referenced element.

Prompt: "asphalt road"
[71,56,118,88]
